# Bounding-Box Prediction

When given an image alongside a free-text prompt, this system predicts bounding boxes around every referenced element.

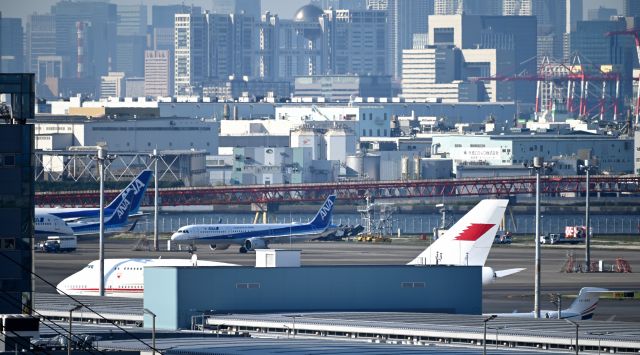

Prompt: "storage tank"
[345,153,380,180]
[325,126,356,164]
[291,126,325,160]
[413,155,421,179]
[401,154,409,180]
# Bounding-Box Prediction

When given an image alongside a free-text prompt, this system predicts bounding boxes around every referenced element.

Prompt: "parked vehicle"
[494,233,512,244]
[38,236,77,252]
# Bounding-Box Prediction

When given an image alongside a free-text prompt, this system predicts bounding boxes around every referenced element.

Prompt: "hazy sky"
[0,0,624,22]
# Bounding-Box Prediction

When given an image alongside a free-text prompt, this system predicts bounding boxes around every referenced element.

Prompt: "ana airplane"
[407,199,525,285]
[34,170,152,237]
[57,258,237,298]
[493,287,608,320]
[36,170,152,221]
[171,195,336,253]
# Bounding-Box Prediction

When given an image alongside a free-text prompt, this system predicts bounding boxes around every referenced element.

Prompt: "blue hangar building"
[144,262,482,330]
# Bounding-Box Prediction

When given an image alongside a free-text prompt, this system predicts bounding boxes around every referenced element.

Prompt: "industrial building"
[294,75,392,101]
[143,261,481,330]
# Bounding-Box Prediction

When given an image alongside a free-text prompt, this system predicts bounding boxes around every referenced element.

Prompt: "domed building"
[293,4,324,40]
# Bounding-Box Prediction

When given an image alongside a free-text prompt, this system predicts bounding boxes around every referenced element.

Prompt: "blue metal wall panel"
[144,265,481,330]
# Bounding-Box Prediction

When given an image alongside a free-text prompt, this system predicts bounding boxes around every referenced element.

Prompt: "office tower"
[0,18,24,73]
[211,0,261,19]
[51,1,117,79]
[258,12,278,80]
[383,0,434,79]
[435,0,500,15]
[152,5,194,50]
[230,13,256,77]
[26,14,56,73]
[321,9,388,76]
[125,77,145,97]
[174,10,206,95]
[145,50,171,97]
[428,14,536,102]
[314,0,367,10]
[588,7,618,21]
[100,71,125,97]
[205,13,233,80]
[624,0,640,17]
[116,5,147,77]
[566,0,582,32]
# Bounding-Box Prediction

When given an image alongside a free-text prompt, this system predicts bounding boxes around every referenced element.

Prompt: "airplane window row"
[116,267,143,270]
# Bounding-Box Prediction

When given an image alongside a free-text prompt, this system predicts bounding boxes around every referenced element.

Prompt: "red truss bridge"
[35,175,640,208]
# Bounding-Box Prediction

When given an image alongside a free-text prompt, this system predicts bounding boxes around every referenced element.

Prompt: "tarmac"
[34,237,640,322]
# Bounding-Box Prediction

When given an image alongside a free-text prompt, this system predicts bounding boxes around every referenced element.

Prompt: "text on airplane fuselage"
[115,178,146,219]
[319,199,334,220]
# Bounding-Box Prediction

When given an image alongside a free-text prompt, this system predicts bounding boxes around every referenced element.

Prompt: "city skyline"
[1,0,625,21]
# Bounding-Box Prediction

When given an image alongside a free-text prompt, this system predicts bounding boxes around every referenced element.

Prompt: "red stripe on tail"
[453,223,495,241]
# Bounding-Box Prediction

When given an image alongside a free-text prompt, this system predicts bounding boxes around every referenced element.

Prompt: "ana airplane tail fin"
[104,179,143,226]
[309,195,336,229]
[105,170,152,215]
[565,287,608,320]
[407,199,509,266]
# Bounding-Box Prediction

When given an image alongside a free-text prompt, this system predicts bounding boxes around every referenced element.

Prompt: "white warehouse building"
[432,134,634,174]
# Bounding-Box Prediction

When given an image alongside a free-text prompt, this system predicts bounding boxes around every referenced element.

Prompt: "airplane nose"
[170,233,182,241]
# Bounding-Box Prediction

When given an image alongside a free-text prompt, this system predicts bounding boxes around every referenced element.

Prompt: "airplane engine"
[481,266,497,285]
[244,238,267,251]
[209,244,230,251]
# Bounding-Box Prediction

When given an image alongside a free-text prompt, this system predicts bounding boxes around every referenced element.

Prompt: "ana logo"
[114,178,146,219]
[319,198,334,220]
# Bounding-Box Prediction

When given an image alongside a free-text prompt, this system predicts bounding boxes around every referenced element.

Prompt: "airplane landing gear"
[239,246,248,254]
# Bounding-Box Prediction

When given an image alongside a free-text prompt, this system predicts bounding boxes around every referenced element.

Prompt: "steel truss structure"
[35,150,184,182]
[35,175,640,207]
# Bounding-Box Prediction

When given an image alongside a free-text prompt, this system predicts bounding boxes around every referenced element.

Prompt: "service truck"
[38,236,77,252]
[540,226,587,245]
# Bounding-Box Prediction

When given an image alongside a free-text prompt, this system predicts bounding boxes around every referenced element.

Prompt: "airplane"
[170,195,336,253]
[57,258,237,298]
[36,170,152,221]
[34,170,152,237]
[493,287,608,320]
[407,199,525,285]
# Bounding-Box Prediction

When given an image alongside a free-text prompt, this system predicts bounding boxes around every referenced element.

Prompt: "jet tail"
[105,170,152,215]
[309,195,336,229]
[407,199,509,266]
[565,287,608,320]
[104,180,142,226]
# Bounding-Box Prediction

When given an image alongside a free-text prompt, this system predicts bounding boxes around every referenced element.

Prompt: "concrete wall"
[144,265,482,330]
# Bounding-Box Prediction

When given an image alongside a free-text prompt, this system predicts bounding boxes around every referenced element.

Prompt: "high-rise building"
[624,0,640,17]
[0,18,24,73]
[588,7,618,21]
[435,0,501,15]
[321,9,388,76]
[51,1,117,80]
[211,0,261,19]
[566,0,582,32]
[116,5,147,77]
[174,10,206,95]
[428,14,536,102]
[382,0,434,80]
[314,0,367,10]
[26,14,56,73]
[205,13,234,81]
[145,50,171,97]
[100,71,125,98]
[230,13,256,77]
[125,77,145,97]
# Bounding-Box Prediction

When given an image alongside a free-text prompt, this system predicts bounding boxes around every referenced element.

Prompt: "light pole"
[143,308,156,355]
[284,314,302,339]
[85,146,115,297]
[532,156,543,318]
[565,318,579,355]
[149,149,164,251]
[68,304,82,355]
[580,159,596,271]
[483,315,497,355]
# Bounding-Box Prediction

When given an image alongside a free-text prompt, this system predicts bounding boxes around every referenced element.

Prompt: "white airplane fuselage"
[57,258,237,298]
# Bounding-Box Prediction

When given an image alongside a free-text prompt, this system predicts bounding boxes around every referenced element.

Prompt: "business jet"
[57,257,237,298]
[36,170,152,221]
[171,195,336,253]
[493,287,608,320]
[407,199,525,285]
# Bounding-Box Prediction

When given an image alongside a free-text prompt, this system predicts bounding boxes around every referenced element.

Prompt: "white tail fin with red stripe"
[565,287,608,320]
[407,199,509,266]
